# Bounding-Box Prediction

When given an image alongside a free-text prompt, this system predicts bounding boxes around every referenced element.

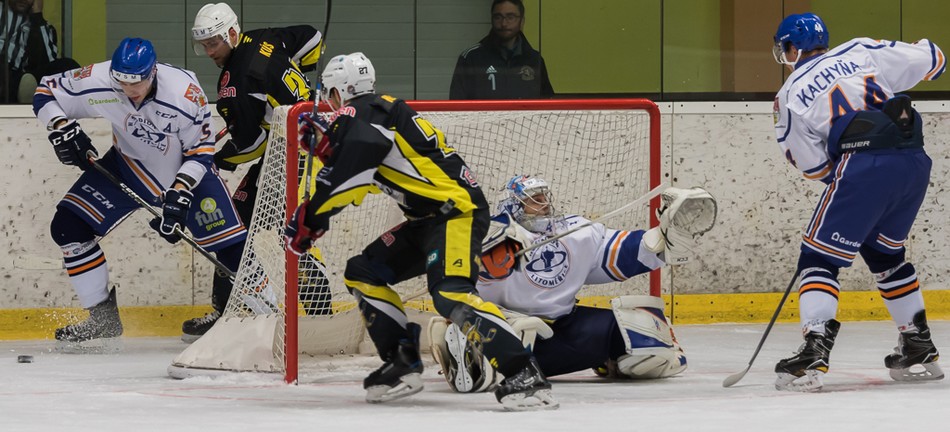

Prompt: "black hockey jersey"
[216,25,322,165]
[307,94,488,221]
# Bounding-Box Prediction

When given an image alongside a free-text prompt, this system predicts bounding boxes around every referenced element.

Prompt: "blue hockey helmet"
[110,37,157,83]
[773,13,829,65]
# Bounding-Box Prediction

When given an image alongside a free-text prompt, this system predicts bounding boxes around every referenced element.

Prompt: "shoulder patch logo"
[72,65,94,80]
[184,83,207,107]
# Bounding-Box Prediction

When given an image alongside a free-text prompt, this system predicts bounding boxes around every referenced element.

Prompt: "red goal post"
[170,98,662,384]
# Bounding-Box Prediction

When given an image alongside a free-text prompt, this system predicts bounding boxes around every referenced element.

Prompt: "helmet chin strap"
[783,49,802,67]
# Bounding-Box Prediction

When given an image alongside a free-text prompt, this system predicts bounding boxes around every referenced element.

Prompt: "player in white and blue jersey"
[33,37,246,345]
[427,175,717,392]
[771,13,943,391]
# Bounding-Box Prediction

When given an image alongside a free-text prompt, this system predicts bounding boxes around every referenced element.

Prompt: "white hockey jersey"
[774,37,945,181]
[477,215,664,320]
[34,62,215,191]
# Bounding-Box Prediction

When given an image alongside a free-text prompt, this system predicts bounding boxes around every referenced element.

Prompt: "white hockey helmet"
[497,175,562,233]
[321,52,376,105]
[192,3,241,55]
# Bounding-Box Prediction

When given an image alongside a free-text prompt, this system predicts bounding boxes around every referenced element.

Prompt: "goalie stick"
[86,151,236,279]
[514,182,668,258]
[399,182,669,303]
[721,269,801,388]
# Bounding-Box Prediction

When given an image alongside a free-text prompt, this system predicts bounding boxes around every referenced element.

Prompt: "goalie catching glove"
[642,186,717,265]
[479,213,532,279]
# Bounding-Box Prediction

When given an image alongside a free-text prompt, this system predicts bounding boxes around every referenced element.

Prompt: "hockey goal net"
[169,99,661,383]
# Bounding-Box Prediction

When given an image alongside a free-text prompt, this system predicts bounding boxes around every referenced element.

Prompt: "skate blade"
[56,337,123,354]
[445,325,477,392]
[888,362,944,382]
[775,370,824,392]
[500,388,559,411]
[365,373,424,403]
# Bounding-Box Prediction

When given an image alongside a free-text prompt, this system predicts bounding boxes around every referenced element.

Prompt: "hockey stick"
[303,0,333,199]
[215,126,228,142]
[86,152,236,279]
[721,269,801,388]
[514,182,668,258]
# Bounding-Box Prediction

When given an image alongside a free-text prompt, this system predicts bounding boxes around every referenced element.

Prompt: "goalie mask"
[497,175,563,234]
[321,52,376,106]
[192,2,241,56]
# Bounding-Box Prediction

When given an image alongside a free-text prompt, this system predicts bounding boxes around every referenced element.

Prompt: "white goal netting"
[170,99,660,383]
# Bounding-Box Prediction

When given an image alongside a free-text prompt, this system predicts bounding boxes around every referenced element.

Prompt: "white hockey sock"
[798,268,840,333]
[62,241,110,308]
[875,263,924,331]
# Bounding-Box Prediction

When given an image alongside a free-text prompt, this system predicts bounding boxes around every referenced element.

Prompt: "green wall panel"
[663,0,721,93]
[901,0,950,91]
[542,0,660,93]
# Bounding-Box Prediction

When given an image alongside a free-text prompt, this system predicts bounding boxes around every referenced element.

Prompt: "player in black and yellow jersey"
[187,3,326,340]
[284,52,558,411]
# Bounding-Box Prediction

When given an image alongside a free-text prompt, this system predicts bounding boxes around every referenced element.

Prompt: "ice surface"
[1,321,946,432]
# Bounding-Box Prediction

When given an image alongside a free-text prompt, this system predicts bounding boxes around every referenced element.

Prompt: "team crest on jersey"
[519,66,535,81]
[125,114,167,152]
[184,83,207,106]
[71,65,93,80]
[524,240,570,289]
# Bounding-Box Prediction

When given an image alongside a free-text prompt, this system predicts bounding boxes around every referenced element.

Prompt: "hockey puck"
[17,355,33,363]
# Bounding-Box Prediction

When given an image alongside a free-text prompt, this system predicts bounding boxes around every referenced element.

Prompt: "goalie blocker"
[427,295,686,392]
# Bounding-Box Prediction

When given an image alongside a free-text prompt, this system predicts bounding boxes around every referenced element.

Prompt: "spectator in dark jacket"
[449,0,553,100]
[1,0,79,103]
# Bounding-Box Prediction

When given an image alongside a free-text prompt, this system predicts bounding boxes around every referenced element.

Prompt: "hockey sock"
[798,266,840,334]
[875,262,924,331]
[51,208,109,308]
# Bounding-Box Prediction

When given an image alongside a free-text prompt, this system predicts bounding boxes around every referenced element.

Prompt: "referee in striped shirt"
[0,0,77,103]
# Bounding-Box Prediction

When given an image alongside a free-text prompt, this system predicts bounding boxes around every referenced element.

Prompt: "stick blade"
[722,365,751,388]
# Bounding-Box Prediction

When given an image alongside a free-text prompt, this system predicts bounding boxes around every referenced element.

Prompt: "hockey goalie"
[427,175,717,391]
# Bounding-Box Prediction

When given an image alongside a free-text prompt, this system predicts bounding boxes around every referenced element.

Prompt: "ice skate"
[181,310,221,343]
[494,357,558,411]
[885,311,943,382]
[364,323,424,403]
[55,288,123,353]
[775,319,839,392]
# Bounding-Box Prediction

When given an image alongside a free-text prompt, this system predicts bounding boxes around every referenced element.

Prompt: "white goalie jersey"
[477,215,664,320]
[34,62,216,189]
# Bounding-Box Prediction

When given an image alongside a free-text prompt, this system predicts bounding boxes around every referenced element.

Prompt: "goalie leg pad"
[611,295,687,379]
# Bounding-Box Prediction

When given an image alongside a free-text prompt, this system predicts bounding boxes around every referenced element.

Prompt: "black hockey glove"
[154,188,193,243]
[298,112,334,163]
[48,120,97,171]
[284,199,329,256]
[213,140,239,171]
[148,217,180,244]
